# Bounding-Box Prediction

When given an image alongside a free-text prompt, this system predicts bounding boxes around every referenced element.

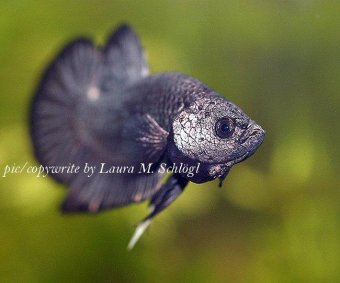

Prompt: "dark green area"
[0,1,339,282]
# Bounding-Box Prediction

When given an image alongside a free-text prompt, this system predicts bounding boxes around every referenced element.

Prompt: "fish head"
[169,95,265,184]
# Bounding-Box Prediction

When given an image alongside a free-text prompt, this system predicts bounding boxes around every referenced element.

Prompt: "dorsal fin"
[103,24,149,89]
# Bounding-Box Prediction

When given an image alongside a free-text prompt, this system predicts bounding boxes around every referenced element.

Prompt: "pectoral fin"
[123,113,169,163]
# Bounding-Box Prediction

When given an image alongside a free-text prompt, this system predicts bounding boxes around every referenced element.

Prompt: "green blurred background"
[0,1,339,282]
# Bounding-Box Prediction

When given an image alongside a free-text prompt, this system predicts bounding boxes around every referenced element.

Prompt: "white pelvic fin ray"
[127,219,152,250]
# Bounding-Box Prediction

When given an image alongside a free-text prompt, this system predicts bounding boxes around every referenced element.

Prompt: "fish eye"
[215,117,234,139]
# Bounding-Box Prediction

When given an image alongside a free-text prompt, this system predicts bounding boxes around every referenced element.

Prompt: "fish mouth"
[238,123,265,156]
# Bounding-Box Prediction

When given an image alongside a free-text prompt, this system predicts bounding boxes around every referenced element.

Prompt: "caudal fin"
[30,25,160,212]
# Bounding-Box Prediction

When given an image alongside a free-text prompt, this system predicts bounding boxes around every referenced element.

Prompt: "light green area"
[0,1,339,282]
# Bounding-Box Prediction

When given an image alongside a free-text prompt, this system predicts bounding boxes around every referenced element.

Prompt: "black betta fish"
[30,24,265,249]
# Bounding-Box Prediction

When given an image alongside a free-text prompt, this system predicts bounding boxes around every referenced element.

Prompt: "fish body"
[30,25,265,248]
